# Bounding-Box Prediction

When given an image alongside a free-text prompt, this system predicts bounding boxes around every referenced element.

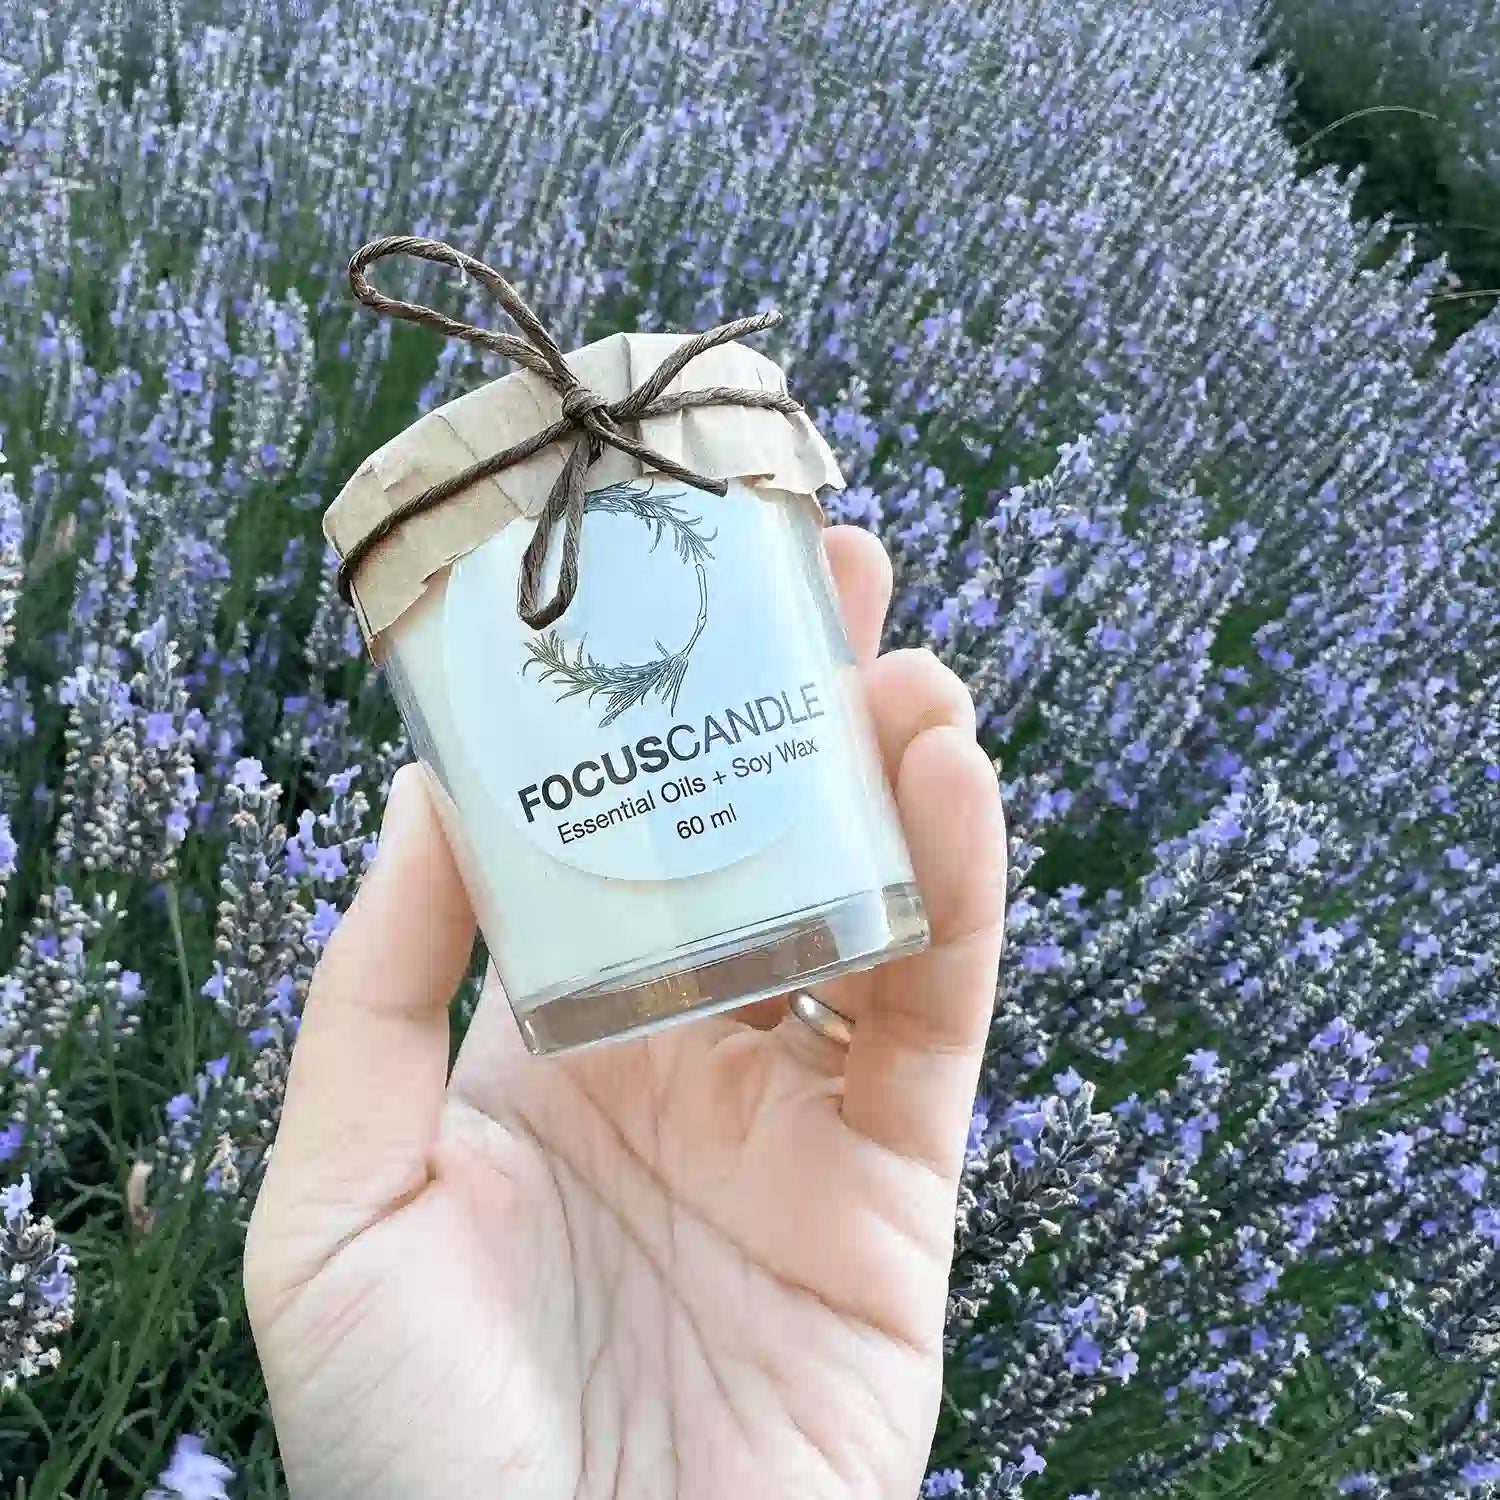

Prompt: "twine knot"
[560,385,612,425]
[335,235,804,631]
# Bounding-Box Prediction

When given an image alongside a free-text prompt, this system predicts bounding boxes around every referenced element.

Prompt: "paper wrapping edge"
[323,329,846,643]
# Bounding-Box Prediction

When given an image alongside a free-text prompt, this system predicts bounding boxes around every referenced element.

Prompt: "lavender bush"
[0,0,1497,1494]
[1273,0,1500,337]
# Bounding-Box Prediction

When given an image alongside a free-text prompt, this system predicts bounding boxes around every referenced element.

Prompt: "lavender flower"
[0,1174,76,1391]
[146,1434,235,1500]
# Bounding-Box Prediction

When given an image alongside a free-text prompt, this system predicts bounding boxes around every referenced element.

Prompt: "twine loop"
[335,235,803,631]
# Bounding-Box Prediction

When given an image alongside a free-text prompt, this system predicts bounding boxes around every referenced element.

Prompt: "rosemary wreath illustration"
[522,479,716,727]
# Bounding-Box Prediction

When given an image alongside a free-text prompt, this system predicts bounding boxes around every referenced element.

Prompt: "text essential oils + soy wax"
[327,297,928,1053]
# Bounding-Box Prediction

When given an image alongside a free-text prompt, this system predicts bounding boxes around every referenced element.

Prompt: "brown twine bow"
[335,235,804,630]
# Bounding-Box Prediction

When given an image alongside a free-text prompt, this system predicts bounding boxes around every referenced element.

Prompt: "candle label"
[443,478,849,881]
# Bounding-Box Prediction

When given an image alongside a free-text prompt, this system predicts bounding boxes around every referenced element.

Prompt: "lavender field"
[1,0,1498,1496]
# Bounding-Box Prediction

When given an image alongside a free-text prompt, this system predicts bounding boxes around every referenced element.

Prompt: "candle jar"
[328,330,927,1054]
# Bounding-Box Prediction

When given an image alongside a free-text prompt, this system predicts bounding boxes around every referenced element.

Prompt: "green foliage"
[1271,1,1500,345]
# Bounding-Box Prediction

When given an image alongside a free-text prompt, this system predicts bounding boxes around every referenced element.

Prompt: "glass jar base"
[513,881,928,1056]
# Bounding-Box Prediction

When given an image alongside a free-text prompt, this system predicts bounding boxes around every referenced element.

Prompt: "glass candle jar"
[329,332,928,1054]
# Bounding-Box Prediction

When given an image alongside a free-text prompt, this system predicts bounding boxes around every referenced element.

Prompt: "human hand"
[244,526,1007,1500]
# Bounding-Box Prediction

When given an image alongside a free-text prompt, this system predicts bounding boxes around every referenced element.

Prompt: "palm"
[247,529,1005,1500]
[264,1004,953,1500]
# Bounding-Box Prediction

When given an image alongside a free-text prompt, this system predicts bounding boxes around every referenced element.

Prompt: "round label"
[443,478,840,881]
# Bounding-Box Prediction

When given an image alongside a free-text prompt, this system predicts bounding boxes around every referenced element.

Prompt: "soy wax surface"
[382,478,914,1014]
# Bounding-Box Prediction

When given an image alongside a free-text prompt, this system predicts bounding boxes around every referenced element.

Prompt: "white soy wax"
[377,477,926,1053]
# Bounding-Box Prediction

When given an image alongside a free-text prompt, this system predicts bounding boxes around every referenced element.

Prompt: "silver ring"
[787,990,854,1048]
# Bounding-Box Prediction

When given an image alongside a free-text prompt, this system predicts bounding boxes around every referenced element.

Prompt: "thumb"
[246,764,475,1311]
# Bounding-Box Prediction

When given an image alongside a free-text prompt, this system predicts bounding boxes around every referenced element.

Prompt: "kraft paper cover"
[323,330,846,643]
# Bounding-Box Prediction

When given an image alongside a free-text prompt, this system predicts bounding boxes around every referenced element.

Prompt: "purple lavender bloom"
[147,1435,234,1500]
[1021,942,1067,973]
[922,1470,966,1498]
[1,1175,32,1223]
[1054,1068,1085,1098]
[1018,1444,1046,1477]
[967,1097,992,1159]
[231,759,266,792]
[325,767,361,797]
[308,900,342,947]
[143,712,176,749]
[310,844,347,882]
[1456,1165,1487,1199]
